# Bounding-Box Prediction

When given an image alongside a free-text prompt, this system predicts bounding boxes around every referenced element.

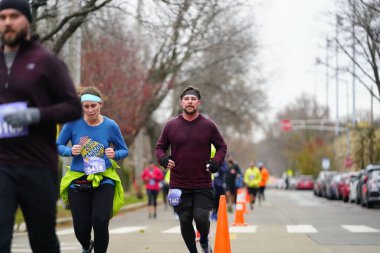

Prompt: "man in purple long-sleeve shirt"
[0,1,81,252]
[156,86,227,253]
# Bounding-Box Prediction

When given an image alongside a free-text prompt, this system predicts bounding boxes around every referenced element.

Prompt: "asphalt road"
[12,189,380,252]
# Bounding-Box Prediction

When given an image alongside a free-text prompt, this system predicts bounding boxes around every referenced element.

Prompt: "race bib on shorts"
[167,189,182,206]
[83,157,106,175]
[0,102,28,139]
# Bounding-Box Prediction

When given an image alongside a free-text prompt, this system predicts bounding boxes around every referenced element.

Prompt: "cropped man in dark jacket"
[0,1,82,252]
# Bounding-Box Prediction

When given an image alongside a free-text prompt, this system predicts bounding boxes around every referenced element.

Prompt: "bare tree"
[80,0,265,146]
[335,0,380,101]
[30,0,112,54]
[172,7,267,138]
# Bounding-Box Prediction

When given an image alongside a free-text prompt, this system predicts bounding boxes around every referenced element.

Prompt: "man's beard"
[184,106,197,115]
[1,27,28,47]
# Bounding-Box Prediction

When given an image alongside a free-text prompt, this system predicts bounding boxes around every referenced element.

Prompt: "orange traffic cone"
[232,203,248,226]
[232,189,248,226]
[214,195,231,253]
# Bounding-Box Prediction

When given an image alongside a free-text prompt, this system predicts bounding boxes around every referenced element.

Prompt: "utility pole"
[325,38,331,111]
[351,0,356,127]
[335,15,342,137]
[346,81,351,161]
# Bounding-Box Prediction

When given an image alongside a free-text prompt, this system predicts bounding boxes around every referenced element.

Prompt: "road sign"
[322,158,330,170]
[344,156,353,168]
[281,119,292,132]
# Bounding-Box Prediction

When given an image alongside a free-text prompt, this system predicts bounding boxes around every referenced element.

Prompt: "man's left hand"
[206,160,219,173]
[3,108,40,127]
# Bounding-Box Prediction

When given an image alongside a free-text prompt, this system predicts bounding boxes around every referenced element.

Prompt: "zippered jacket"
[0,37,81,170]
[142,166,164,191]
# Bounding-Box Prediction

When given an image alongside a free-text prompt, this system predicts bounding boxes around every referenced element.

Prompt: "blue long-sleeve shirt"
[56,116,128,172]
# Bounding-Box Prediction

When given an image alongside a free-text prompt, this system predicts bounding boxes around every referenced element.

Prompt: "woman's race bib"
[83,157,106,175]
[149,179,156,185]
[167,189,182,206]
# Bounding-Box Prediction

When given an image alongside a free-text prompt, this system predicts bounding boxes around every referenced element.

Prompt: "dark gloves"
[3,108,40,127]
[160,155,171,169]
[206,160,219,173]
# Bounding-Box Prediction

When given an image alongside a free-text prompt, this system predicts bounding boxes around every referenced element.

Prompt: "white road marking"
[229,225,257,233]
[56,228,75,235]
[110,226,147,234]
[162,226,182,234]
[11,242,81,252]
[286,225,317,233]
[162,225,199,234]
[342,225,380,233]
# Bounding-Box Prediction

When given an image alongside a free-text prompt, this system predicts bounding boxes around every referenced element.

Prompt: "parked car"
[337,172,352,202]
[356,164,380,205]
[361,166,380,208]
[314,172,324,196]
[356,169,366,204]
[348,172,359,203]
[296,175,314,190]
[326,173,342,200]
[314,171,337,197]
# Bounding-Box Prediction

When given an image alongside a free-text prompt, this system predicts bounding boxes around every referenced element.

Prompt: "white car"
[348,172,359,203]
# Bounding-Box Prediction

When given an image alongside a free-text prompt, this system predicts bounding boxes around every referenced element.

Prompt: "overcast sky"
[253,0,379,124]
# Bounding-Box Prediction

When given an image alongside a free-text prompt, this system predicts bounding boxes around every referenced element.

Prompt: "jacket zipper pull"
[5,69,10,89]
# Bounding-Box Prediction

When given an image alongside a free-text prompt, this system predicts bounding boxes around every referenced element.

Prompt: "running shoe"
[200,243,213,253]
[210,212,217,221]
[82,240,94,253]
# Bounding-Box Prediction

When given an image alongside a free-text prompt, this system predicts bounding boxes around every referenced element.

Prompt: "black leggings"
[178,208,210,249]
[173,189,213,252]
[0,165,60,253]
[147,189,159,206]
[68,184,114,253]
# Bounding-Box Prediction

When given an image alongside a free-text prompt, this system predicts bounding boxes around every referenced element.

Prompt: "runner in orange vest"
[258,162,270,204]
